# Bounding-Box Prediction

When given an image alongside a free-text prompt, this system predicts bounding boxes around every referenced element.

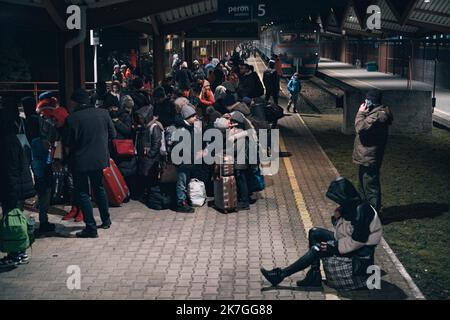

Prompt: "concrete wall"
[342,90,432,135]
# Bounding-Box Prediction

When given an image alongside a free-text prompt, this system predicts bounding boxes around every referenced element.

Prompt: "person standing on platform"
[263,60,280,106]
[352,90,393,212]
[287,72,301,113]
[64,89,116,238]
[112,65,123,83]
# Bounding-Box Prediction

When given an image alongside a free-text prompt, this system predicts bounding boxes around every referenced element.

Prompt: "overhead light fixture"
[424,0,431,3]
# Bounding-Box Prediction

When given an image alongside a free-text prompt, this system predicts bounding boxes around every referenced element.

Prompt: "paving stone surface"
[0,57,419,300]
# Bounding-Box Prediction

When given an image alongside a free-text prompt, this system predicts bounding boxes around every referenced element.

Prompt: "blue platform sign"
[219,0,269,20]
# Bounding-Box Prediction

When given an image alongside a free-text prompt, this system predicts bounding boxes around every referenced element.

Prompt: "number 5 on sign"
[258,4,266,17]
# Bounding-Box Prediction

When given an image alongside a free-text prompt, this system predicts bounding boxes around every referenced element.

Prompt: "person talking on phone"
[352,90,393,212]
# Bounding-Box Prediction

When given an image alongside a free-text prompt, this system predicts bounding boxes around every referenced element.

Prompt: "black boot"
[260,267,285,287]
[296,253,322,288]
[296,269,322,287]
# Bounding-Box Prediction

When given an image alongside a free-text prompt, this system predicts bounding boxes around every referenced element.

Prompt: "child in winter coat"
[287,73,301,113]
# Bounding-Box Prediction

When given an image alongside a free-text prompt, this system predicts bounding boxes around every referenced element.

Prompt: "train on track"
[254,22,320,78]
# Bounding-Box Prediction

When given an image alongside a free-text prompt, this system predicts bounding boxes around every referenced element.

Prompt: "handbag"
[112,139,135,157]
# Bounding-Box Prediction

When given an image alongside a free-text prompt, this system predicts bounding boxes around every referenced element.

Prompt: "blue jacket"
[287,76,301,95]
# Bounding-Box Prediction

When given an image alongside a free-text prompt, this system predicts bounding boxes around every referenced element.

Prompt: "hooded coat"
[0,110,36,209]
[287,75,301,95]
[135,107,162,176]
[352,105,393,168]
[175,67,194,90]
[326,177,382,255]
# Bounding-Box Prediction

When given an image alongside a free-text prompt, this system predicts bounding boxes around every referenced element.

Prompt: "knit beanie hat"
[181,104,197,120]
[121,95,134,109]
[230,111,245,124]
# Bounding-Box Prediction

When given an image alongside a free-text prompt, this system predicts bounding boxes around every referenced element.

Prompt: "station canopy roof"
[0,0,449,37]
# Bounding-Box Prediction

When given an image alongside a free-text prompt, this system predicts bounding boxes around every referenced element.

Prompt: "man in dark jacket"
[263,60,280,105]
[237,63,264,99]
[153,86,177,128]
[352,90,393,211]
[125,77,151,110]
[175,61,194,91]
[64,89,116,238]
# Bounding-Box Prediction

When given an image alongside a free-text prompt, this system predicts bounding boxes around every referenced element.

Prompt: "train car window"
[279,33,297,43]
[298,33,317,43]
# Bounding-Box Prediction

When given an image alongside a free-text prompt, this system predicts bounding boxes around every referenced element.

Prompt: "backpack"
[163,125,177,156]
[0,208,30,253]
[150,121,167,156]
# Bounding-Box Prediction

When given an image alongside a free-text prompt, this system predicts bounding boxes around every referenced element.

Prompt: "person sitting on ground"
[287,72,301,113]
[261,177,382,290]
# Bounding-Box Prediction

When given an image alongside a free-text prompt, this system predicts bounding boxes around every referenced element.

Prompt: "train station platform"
[317,58,450,131]
[0,56,424,300]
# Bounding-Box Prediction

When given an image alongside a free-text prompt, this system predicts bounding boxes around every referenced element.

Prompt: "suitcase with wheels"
[103,159,130,207]
[213,176,237,213]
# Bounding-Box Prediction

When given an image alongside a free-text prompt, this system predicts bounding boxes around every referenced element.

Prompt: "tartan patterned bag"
[322,256,367,291]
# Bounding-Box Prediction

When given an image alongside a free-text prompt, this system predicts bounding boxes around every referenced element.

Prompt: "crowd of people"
[0,46,390,293]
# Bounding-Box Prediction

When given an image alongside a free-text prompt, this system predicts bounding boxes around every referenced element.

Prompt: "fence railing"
[0,81,110,103]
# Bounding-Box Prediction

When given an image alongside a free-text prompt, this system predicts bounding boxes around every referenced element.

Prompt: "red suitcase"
[103,159,129,207]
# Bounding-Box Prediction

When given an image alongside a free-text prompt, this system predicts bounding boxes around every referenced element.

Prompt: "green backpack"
[0,208,30,253]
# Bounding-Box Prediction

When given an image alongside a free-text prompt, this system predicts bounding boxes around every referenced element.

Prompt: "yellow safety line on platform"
[251,56,340,300]
[278,136,314,232]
